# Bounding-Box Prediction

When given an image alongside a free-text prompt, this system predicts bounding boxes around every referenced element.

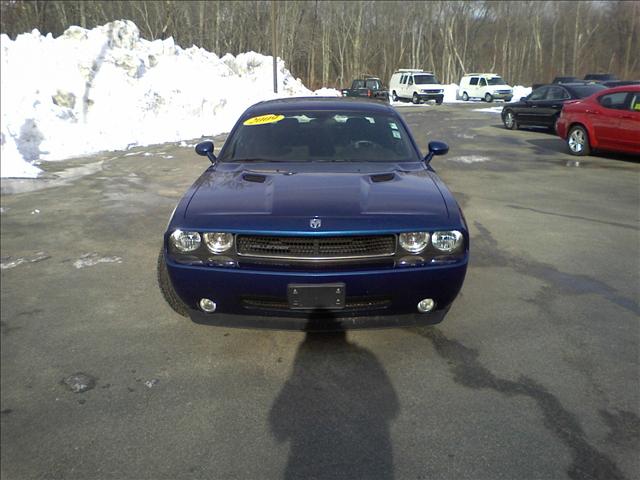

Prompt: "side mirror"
[424,141,449,163]
[195,141,216,163]
[520,96,529,102]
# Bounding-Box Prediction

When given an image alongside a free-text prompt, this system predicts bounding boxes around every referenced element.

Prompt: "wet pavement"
[1,104,638,480]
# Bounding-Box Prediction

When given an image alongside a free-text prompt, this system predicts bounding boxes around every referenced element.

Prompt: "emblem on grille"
[310,218,322,229]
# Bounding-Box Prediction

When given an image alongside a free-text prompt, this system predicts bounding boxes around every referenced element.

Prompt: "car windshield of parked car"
[219,111,419,163]
[487,77,506,85]
[365,79,381,89]
[414,75,439,85]
[570,84,607,98]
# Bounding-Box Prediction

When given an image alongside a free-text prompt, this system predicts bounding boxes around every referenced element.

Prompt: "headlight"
[203,232,233,254]
[399,232,429,253]
[170,230,201,252]
[432,231,463,253]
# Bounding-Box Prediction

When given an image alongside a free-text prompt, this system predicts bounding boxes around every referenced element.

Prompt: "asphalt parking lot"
[1,103,638,480]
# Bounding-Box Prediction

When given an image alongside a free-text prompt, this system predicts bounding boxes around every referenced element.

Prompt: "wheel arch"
[568,121,597,149]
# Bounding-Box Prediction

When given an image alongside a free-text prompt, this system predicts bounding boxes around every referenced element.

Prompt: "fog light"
[417,298,435,313]
[199,298,217,313]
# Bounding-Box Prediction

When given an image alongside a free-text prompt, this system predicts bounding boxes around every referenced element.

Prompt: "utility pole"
[272,0,278,94]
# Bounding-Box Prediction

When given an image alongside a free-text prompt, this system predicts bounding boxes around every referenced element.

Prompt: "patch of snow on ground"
[73,252,123,269]
[1,20,312,178]
[473,106,504,114]
[145,379,160,388]
[1,252,50,270]
[449,155,492,163]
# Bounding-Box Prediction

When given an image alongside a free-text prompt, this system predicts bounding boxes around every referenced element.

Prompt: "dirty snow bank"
[1,20,319,178]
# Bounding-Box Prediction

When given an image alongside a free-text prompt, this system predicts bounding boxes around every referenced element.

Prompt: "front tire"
[503,109,518,130]
[567,125,591,156]
[412,92,420,104]
[392,90,398,102]
[436,97,443,105]
[157,247,189,317]
[485,93,493,102]
[462,92,469,101]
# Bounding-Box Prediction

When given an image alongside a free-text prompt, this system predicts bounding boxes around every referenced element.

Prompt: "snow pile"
[511,85,532,101]
[1,20,315,178]
[443,84,461,102]
[313,87,341,97]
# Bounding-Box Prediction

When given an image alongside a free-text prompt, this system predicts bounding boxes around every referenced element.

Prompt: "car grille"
[497,90,512,94]
[241,295,392,312]
[424,89,443,94]
[236,235,396,260]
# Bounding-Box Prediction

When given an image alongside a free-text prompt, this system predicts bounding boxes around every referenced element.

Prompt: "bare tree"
[1,0,638,87]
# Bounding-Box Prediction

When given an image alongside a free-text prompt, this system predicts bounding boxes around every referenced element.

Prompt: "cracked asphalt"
[1,103,638,480]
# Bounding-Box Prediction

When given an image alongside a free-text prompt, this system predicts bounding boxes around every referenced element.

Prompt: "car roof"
[244,97,395,116]
[537,82,598,88]
[600,84,640,93]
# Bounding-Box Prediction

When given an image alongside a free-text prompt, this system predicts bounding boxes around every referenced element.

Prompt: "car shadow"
[269,321,399,480]
[525,138,568,155]
[526,138,640,163]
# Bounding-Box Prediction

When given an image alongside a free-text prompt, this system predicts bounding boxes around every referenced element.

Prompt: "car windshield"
[487,77,506,85]
[220,111,419,163]
[414,75,439,85]
[570,84,607,98]
[365,79,381,89]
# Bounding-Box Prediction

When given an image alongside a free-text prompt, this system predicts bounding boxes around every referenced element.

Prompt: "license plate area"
[287,283,346,310]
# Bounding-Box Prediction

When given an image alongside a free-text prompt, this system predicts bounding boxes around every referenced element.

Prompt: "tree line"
[1,0,638,88]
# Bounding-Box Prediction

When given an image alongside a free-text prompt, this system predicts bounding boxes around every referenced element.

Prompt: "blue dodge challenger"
[158,97,468,330]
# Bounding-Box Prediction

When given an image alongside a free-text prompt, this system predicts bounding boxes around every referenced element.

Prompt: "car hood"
[180,162,451,232]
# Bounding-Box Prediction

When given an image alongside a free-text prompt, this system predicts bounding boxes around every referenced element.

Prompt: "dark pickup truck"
[341,77,389,102]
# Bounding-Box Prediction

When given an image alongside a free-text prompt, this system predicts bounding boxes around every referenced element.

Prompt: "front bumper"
[166,258,467,329]
[417,93,444,102]
[491,92,513,100]
[188,308,450,331]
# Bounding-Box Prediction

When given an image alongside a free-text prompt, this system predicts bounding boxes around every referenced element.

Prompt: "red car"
[556,85,640,156]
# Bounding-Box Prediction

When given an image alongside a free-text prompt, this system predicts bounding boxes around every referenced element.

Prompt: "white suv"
[459,74,513,102]
[389,69,445,104]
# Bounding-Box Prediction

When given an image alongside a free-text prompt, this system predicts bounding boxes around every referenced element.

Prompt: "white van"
[389,69,445,104]
[458,74,513,102]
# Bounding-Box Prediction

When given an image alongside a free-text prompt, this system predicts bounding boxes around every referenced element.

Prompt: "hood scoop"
[370,172,396,183]
[242,173,267,183]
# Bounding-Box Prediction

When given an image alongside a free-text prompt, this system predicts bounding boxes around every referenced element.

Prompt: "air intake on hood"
[242,173,267,183]
[370,173,396,183]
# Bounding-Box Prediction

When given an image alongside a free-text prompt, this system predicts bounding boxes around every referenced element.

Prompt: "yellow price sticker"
[243,114,285,126]
[633,102,640,111]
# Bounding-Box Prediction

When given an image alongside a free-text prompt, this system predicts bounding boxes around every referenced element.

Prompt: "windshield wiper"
[228,158,289,163]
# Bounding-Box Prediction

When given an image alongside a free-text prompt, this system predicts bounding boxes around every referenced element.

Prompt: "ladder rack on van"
[397,69,432,73]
